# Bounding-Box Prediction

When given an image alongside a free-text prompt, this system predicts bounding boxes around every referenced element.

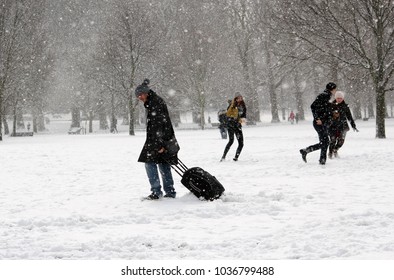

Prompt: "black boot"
[300,149,308,163]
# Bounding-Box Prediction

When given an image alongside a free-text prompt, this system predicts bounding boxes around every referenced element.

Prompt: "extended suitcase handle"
[167,158,188,177]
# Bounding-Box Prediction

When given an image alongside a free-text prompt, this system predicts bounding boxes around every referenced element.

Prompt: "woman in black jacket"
[136,79,178,200]
[220,94,246,162]
[328,91,357,158]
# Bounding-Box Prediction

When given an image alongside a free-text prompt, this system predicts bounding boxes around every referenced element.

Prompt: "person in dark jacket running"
[220,93,246,162]
[299,82,337,165]
[328,91,358,158]
[135,79,178,200]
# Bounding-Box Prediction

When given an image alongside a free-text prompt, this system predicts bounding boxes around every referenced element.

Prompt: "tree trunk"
[200,103,205,130]
[110,93,117,133]
[294,72,305,121]
[280,86,286,121]
[89,110,93,133]
[0,93,2,141]
[37,113,45,131]
[0,114,2,141]
[33,114,38,133]
[12,105,17,136]
[97,99,108,130]
[375,86,386,138]
[128,94,135,136]
[241,60,260,124]
[71,107,81,128]
[3,116,9,135]
[263,39,279,123]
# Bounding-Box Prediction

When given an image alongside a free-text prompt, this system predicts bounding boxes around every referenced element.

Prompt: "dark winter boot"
[300,149,308,163]
[164,192,176,198]
[233,152,240,161]
[145,193,161,200]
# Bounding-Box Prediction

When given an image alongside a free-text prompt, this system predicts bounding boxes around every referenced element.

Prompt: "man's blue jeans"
[144,162,175,196]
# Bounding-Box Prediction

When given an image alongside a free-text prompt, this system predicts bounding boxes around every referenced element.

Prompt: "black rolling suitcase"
[171,159,225,200]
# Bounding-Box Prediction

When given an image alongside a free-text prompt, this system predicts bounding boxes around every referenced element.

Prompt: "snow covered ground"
[1,117,394,260]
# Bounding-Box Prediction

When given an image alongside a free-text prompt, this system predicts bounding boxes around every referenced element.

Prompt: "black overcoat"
[137,90,178,164]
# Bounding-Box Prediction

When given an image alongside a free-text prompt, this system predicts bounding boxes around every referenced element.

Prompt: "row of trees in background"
[1,0,393,141]
[0,0,53,141]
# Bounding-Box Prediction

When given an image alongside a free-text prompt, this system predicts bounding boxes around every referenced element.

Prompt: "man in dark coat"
[299,82,337,165]
[135,79,178,200]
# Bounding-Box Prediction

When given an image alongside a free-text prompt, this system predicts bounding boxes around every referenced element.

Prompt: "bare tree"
[226,0,261,123]
[97,0,162,135]
[24,0,52,133]
[0,0,47,139]
[0,0,26,140]
[153,1,237,128]
[172,1,225,129]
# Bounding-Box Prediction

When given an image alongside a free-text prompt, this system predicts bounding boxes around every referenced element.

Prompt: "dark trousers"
[305,122,329,161]
[222,126,244,159]
[329,130,347,152]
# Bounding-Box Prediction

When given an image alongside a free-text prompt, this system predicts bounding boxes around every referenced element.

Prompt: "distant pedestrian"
[217,109,228,139]
[295,112,299,124]
[299,82,337,165]
[27,123,31,131]
[289,110,295,124]
[220,93,246,162]
[328,91,358,158]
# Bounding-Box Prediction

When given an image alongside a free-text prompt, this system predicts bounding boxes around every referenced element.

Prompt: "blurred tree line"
[1,0,393,140]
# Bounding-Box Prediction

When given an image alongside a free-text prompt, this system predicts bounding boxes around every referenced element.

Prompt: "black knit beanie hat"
[135,79,150,97]
[326,82,337,91]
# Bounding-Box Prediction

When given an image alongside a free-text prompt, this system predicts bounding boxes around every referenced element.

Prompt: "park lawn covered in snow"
[1,118,394,260]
